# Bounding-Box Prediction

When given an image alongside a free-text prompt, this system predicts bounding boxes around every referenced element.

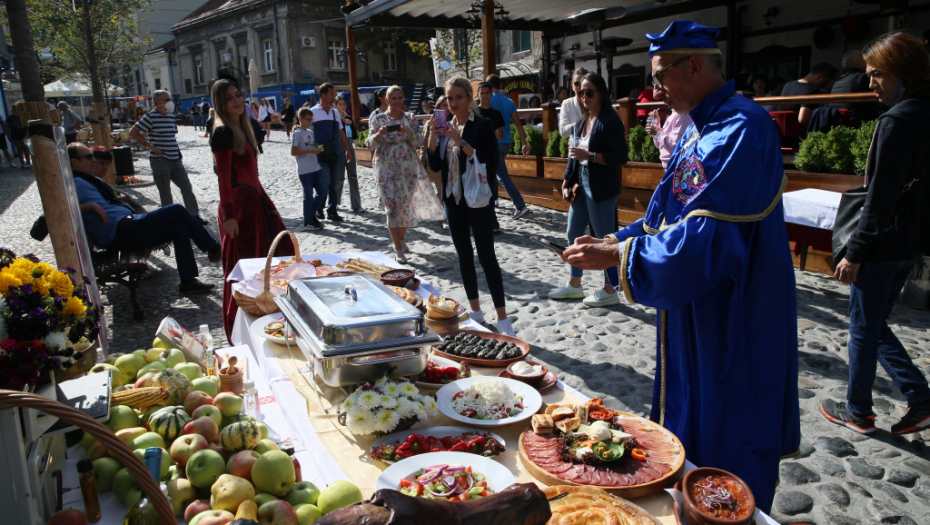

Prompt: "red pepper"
[466,436,486,454]
[408,434,426,453]
[589,411,613,420]
[449,440,468,452]
[426,436,445,452]
[395,444,416,458]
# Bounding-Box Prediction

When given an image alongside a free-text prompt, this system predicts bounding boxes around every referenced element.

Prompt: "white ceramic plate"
[436,377,542,428]
[250,313,296,345]
[415,354,464,390]
[370,426,506,463]
[374,451,516,494]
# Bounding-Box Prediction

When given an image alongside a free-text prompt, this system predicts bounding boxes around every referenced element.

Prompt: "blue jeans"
[495,143,526,210]
[298,170,327,224]
[444,196,506,308]
[566,166,619,287]
[193,115,203,129]
[108,204,218,281]
[320,154,346,213]
[846,259,930,416]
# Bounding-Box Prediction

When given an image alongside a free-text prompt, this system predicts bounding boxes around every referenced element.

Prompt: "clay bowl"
[381,269,416,287]
[681,467,756,525]
[506,360,548,388]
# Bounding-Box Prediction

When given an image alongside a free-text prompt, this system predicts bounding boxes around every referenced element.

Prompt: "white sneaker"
[468,309,486,324]
[497,319,515,337]
[549,283,585,300]
[583,288,620,308]
[510,207,530,220]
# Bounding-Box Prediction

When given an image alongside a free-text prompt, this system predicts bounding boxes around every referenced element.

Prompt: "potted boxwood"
[505,125,544,177]
[542,131,570,180]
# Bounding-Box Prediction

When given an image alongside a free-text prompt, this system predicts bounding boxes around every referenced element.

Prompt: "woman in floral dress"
[367,85,444,262]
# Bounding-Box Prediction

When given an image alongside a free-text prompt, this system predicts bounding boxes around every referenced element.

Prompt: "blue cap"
[647,20,722,58]
[144,447,163,481]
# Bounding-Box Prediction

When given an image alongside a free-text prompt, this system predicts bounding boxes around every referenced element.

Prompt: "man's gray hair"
[57,101,68,108]
[841,50,863,69]
[153,89,170,101]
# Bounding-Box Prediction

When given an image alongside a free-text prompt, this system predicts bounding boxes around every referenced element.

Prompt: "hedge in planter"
[355,129,369,149]
[546,131,565,157]
[794,120,876,175]
[628,126,661,163]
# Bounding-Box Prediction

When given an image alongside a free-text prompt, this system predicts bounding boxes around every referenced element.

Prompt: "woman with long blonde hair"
[210,78,292,339]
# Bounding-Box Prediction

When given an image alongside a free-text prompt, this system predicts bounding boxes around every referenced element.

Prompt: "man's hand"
[345,150,353,163]
[150,145,164,156]
[80,203,109,226]
[561,241,620,271]
[223,218,239,239]
[834,258,860,284]
[522,143,531,156]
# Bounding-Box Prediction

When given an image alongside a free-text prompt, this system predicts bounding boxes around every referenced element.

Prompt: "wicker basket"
[234,230,305,317]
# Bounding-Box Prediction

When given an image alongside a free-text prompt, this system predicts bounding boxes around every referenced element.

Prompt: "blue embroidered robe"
[612,80,800,513]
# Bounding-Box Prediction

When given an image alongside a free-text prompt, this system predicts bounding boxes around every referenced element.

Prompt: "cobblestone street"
[3,126,930,523]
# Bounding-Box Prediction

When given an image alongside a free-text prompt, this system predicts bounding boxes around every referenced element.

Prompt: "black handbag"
[831,185,868,265]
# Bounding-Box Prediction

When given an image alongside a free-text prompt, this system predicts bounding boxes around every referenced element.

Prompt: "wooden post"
[89,103,116,185]
[346,26,362,130]
[481,0,496,78]
[541,102,557,149]
[617,98,638,140]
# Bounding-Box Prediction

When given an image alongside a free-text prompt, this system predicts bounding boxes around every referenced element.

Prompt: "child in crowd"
[291,107,326,231]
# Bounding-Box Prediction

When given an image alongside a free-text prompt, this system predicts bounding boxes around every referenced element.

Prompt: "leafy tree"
[25,0,152,104]
[433,29,484,80]
[355,27,433,57]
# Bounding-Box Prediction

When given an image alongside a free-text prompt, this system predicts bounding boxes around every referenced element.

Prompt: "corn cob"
[111,387,172,409]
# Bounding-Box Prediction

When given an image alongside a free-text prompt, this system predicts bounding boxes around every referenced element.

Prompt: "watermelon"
[149,406,191,441]
[220,416,262,452]
[153,368,193,405]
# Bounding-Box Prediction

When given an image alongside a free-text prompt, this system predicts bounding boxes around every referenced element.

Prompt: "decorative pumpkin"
[220,416,262,452]
[153,368,193,405]
[149,406,191,441]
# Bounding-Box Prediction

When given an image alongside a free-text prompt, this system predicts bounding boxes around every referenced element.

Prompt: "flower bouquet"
[0,249,102,391]
[338,375,439,437]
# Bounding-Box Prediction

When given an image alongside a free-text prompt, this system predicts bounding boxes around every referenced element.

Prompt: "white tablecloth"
[782,188,843,230]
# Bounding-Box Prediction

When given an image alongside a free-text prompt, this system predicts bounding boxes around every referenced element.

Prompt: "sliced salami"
[523,433,558,443]
[644,453,679,465]
[637,439,680,452]
[559,465,585,481]
[646,460,672,475]
[633,462,662,482]
[544,462,574,474]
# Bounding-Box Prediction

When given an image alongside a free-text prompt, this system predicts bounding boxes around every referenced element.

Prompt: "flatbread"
[544,486,659,525]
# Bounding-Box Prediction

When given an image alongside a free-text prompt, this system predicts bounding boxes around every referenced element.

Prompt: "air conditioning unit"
[300,36,315,48]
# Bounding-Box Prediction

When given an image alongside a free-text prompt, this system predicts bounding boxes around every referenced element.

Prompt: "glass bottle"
[282,444,301,482]
[123,448,172,525]
[242,378,260,420]
[77,459,101,523]
[200,324,215,376]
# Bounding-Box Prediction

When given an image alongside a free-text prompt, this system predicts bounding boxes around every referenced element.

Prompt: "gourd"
[220,416,263,452]
[153,368,193,405]
[149,406,191,441]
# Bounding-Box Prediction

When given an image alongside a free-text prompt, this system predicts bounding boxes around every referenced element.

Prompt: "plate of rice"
[436,377,542,428]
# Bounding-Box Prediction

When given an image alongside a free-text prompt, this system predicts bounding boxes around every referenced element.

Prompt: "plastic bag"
[463,155,492,208]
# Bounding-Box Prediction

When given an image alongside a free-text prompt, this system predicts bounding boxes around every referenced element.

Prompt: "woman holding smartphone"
[427,77,514,336]
[367,85,444,262]
[550,72,628,308]
[423,95,450,196]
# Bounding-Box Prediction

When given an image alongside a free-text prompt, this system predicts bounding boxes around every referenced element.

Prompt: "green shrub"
[794,131,828,173]
[545,130,563,158]
[355,129,369,149]
[559,136,570,158]
[525,126,544,156]
[642,137,661,163]
[628,126,648,162]
[511,125,520,154]
[851,120,877,176]
[823,126,856,175]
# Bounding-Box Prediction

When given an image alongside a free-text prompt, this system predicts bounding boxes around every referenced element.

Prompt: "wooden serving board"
[518,411,686,500]
[433,329,531,368]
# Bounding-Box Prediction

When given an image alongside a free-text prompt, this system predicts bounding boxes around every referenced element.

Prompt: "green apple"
[131,431,166,451]
[192,404,223,427]
[105,352,125,365]
[254,493,279,507]
[115,353,147,381]
[132,447,173,480]
[254,439,280,455]
[125,487,143,509]
[251,450,296,497]
[152,337,172,350]
[107,405,140,432]
[285,481,321,508]
[175,362,203,381]
[144,348,165,363]
[132,349,147,357]
[168,477,197,517]
[213,393,244,418]
[257,422,269,439]
[159,348,186,368]
[317,480,362,515]
[186,449,226,488]
[295,503,322,525]
[92,457,122,492]
[210,473,255,513]
[191,376,220,397]
[90,363,124,387]
[81,431,97,453]
[168,464,180,481]
[138,361,166,377]
[113,468,138,504]
[188,509,234,525]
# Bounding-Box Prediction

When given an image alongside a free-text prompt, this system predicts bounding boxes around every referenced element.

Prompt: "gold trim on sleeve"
[643,223,660,235]
[605,234,620,244]
[659,309,668,427]
[658,175,788,232]
[620,237,636,305]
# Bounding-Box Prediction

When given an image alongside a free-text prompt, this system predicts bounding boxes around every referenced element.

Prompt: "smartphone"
[530,235,566,255]
[433,109,447,130]
[386,123,402,133]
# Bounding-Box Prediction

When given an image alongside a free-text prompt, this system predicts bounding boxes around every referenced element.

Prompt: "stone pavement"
[2,126,930,524]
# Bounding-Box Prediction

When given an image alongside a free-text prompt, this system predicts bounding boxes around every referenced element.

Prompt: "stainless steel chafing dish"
[274,273,441,387]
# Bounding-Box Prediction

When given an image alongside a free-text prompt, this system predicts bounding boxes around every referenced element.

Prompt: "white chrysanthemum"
[356,391,380,410]
[378,395,398,409]
[344,404,361,419]
[374,409,401,433]
[347,409,375,435]
[43,331,70,351]
[411,401,427,420]
[395,397,416,419]
[382,382,401,397]
[374,376,389,388]
[342,395,356,412]
[423,397,439,416]
[0,297,8,314]
[400,382,419,397]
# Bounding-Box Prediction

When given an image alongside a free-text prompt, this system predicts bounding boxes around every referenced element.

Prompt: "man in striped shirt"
[130,90,206,224]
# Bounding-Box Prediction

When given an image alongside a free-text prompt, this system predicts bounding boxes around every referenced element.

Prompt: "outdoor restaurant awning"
[44,78,124,98]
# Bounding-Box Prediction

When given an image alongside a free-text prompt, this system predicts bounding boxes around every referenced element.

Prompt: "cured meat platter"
[519,408,685,500]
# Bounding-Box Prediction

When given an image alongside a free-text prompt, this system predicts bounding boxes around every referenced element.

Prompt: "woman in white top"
[558,67,588,137]
[258,97,272,139]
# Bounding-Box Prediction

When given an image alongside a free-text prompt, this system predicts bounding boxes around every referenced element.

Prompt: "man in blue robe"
[563,21,800,513]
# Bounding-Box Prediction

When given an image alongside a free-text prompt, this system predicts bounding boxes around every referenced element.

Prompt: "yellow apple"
[210,473,255,513]
[144,348,165,363]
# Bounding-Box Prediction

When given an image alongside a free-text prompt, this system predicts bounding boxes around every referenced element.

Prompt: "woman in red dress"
[210,78,293,339]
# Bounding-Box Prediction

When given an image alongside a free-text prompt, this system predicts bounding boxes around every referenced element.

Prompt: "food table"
[225,251,778,525]
[783,188,842,270]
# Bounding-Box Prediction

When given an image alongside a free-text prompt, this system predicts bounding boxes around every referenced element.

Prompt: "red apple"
[134,372,158,389]
[257,500,299,525]
[169,433,209,468]
[183,416,219,442]
[184,391,214,415]
[209,443,231,461]
[188,509,234,525]
[47,509,87,525]
[184,499,212,522]
[227,450,261,483]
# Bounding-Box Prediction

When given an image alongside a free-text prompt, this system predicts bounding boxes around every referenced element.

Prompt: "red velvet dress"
[212,126,293,339]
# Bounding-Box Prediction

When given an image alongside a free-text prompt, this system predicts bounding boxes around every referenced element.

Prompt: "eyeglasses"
[653,55,691,89]
[573,81,581,87]
[581,89,598,98]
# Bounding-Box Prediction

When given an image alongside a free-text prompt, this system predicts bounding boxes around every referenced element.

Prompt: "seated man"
[90,147,145,214]
[69,142,219,294]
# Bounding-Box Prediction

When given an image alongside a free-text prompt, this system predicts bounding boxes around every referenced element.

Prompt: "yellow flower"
[31,262,56,279]
[9,258,36,273]
[61,296,86,316]
[10,267,33,285]
[0,272,23,294]
[32,277,50,295]
[46,271,74,298]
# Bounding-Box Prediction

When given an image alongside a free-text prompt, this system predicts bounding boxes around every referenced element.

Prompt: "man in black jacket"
[830,50,881,127]
[281,96,296,139]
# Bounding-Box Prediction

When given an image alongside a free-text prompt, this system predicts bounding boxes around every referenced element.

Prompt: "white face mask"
[163,101,175,113]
